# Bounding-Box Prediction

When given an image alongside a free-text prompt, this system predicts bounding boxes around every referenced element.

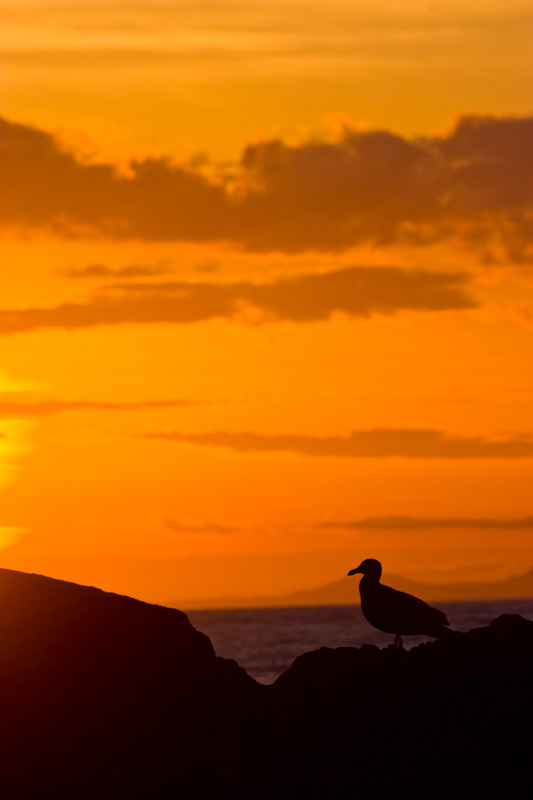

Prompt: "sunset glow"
[0,0,531,605]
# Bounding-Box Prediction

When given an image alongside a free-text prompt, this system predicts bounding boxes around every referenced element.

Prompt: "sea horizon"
[187,597,533,684]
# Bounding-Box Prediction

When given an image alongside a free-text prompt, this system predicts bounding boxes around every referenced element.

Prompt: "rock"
[0,568,260,798]
[0,568,531,799]
[265,615,533,798]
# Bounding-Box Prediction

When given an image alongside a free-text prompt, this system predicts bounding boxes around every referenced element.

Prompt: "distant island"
[178,566,533,609]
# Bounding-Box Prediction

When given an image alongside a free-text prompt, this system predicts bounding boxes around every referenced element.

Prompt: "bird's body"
[348,559,451,646]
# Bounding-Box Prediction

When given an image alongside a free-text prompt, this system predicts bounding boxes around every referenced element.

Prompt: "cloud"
[0,392,198,416]
[1,114,531,255]
[0,117,229,239]
[0,266,476,334]
[61,264,169,279]
[234,115,533,254]
[138,428,533,458]
[315,515,533,530]
[164,517,264,535]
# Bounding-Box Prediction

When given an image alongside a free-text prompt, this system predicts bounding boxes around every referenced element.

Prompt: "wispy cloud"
[61,264,169,279]
[164,517,264,535]
[0,392,199,417]
[137,428,533,459]
[1,114,531,256]
[315,515,533,530]
[0,266,476,335]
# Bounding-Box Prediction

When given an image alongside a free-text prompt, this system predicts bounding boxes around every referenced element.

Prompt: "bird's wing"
[380,584,450,629]
[379,583,429,610]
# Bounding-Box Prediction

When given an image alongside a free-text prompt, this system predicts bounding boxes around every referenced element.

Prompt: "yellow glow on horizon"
[0,375,39,492]
[0,526,26,549]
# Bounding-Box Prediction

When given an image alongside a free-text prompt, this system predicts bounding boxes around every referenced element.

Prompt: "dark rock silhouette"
[268,614,533,798]
[0,568,260,799]
[0,567,531,799]
[348,557,452,645]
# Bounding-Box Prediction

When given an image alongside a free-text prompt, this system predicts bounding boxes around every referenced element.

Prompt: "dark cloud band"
[1,114,531,255]
[137,428,533,459]
[315,515,533,530]
[0,266,475,334]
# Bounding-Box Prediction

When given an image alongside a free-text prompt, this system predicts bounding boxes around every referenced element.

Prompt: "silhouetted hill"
[0,568,531,798]
[179,566,533,609]
[0,568,260,798]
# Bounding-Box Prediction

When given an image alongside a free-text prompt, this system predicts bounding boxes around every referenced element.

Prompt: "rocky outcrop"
[0,568,531,799]
[265,614,533,798]
[0,568,260,798]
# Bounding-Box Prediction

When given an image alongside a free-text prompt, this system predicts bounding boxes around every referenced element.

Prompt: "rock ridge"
[0,568,531,798]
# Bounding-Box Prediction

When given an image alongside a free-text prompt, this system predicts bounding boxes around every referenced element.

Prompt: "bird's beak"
[347,567,361,576]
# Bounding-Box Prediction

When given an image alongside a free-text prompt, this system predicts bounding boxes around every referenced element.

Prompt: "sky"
[0,0,532,605]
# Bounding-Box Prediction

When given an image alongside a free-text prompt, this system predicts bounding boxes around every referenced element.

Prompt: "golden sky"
[0,0,532,604]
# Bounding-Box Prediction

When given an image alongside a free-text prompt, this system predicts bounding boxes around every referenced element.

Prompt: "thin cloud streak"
[0,267,476,335]
[0,392,199,417]
[137,428,533,459]
[61,264,169,279]
[164,517,264,535]
[315,515,533,530]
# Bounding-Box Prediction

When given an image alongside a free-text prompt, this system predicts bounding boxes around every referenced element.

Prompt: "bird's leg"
[394,633,403,648]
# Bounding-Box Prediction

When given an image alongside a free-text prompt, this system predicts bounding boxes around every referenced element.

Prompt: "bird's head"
[347,558,382,580]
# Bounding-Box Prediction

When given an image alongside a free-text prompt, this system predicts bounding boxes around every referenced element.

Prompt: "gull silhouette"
[348,558,452,647]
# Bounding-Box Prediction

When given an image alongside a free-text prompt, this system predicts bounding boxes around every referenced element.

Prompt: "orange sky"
[0,0,532,605]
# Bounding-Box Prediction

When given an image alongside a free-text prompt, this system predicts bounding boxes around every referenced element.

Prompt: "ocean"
[187,598,533,684]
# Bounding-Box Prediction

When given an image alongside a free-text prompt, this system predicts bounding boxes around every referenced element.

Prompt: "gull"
[348,558,452,647]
